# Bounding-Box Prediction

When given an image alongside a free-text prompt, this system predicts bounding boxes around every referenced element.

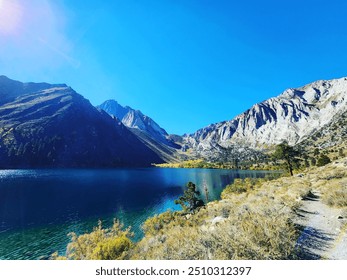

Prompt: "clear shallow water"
[0,168,270,259]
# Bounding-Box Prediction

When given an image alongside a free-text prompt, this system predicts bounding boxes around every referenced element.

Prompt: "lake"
[0,167,271,260]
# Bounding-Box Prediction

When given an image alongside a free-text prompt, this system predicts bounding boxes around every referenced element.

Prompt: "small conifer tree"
[175,182,204,213]
[273,141,301,176]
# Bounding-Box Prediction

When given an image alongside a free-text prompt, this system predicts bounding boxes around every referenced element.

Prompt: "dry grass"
[307,159,347,209]
[56,157,347,260]
[133,158,347,260]
[132,175,306,260]
[320,177,347,208]
[52,220,133,260]
[132,200,298,260]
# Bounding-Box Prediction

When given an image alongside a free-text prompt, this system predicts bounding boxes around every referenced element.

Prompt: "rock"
[211,216,226,225]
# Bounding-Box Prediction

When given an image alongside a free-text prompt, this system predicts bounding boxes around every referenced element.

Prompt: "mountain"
[98,100,169,144]
[183,77,347,160]
[0,75,67,106]
[0,76,163,168]
[98,100,182,162]
[299,109,347,151]
[2,75,345,168]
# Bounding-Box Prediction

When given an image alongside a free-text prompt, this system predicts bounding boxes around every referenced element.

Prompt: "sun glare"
[0,0,23,35]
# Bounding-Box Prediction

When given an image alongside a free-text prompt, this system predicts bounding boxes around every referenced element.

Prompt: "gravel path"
[295,190,347,259]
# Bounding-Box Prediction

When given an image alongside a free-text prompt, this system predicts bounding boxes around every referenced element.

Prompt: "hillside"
[132,158,347,259]
[299,109,347,153]
[0,76,163,168]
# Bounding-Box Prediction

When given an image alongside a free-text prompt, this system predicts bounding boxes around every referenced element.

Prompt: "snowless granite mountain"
[0,76,163,168]
[183,77,347,158]
[98,100,181,162]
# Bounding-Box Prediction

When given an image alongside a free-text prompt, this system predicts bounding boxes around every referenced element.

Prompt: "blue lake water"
[0,168,271,259]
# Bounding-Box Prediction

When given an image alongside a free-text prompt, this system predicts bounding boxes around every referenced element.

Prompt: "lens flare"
[0,0,23,35]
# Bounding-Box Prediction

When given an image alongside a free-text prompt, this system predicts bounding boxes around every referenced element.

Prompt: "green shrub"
[317,155,331,166]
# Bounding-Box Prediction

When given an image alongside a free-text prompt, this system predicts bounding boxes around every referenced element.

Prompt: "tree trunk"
[287,159,294,176]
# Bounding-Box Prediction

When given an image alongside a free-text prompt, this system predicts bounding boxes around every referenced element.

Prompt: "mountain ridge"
[0,76,163,168]
[97,99,182,162]
[182,77,347,160]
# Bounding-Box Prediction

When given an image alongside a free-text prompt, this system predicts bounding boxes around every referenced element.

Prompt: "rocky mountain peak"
[98,99,181,161]
[183,76,347,159]
[98,100,169,138]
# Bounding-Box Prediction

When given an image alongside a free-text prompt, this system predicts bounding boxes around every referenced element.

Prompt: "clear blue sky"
[1,0,347,135]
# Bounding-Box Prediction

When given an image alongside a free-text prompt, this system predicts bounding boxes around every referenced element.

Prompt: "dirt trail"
[295,190,347,259]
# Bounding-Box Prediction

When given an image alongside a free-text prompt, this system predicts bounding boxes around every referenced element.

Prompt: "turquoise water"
[0,168,270,259]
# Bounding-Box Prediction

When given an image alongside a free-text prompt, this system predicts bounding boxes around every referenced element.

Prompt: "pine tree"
[272,141,301,176]
[175,182,204,213]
